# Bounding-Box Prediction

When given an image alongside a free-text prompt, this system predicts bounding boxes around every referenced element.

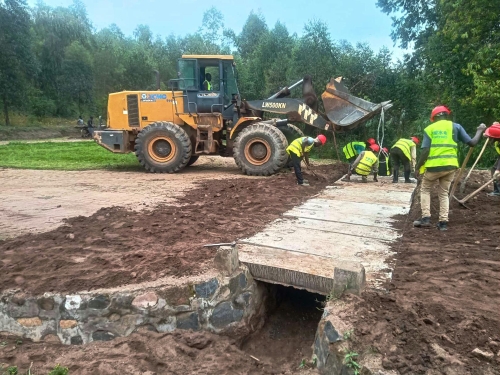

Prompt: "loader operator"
[414,106,486,231]
[346,143,380,183]
[203,73,212,91]
[390,136,419,183]
[343,138,377,172]
[286,135,327,186]
[485,122,500,196]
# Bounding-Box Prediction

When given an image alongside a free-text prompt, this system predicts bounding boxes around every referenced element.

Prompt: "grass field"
[0,141,141,171]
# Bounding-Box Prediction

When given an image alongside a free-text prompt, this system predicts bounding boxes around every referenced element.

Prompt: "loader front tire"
[135,122,191,173]
[233,123,288,176]
[186,155,199,166]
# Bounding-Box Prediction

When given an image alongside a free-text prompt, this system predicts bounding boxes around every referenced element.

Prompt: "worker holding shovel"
[485,123,500,196]
[286,135,327,186]
[413,106,487,231]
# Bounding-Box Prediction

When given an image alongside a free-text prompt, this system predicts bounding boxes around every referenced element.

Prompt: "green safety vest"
[424,120,459,169]
[203,80,212,90]
[287,137,314,157]
[495,141,500,155]
[355,151,377,175]
[342,141,365,159]
[392,138,415,161]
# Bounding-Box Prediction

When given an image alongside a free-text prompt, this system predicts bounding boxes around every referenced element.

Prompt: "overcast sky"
[28,0,407,59]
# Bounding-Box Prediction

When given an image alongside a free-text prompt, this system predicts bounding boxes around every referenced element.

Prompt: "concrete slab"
[238,176,415,295]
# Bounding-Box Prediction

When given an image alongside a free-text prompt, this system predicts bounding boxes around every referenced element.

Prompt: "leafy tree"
[0,0,35,125]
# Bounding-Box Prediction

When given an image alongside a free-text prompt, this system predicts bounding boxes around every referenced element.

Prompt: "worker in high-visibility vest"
[485,123,500,196]
[345,143,380,183]
[203,73,212,91]
[286,135,327,186]
[414,106,486,231]
[390,136,419,183]
[343,138,377,171]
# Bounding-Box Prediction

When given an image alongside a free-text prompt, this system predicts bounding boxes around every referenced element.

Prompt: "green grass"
[0,141,141,171]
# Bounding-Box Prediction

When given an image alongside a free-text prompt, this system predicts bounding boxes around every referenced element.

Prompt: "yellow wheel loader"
[93,54,392,175]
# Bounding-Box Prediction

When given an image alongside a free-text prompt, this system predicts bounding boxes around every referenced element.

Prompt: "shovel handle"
[463,138,490,183]
[449,147,474,203]
[459,178,496,204]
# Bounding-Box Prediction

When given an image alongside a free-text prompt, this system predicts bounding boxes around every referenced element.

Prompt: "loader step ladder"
[195,124,215,154]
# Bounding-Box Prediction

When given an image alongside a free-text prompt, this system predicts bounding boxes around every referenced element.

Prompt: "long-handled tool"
[453,178,495,208]
[460,138,490,193]
[449,147,475,203]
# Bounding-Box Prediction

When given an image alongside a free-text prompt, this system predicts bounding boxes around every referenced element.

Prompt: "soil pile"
[0,164,347,295]
[350,173,500,374]
[0,329,317,375]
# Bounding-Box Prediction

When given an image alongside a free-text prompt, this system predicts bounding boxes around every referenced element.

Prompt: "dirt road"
[0,157,244,239]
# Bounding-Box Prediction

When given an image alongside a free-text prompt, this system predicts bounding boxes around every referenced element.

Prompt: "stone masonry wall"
[0,246,267,345]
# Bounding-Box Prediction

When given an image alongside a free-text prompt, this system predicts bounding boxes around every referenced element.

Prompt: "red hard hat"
[316,134,327,145]
[484,122,500,139]
[369,144,380,152]
[367,138,376,145]
[382,147,388,153]
[411,136,420,145]
[430,106,451,122]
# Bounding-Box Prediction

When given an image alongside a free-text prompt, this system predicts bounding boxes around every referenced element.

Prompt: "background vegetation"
[1,0,499,162]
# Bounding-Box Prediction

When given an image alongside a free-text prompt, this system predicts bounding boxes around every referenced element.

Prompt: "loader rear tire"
[233,122,288,176]
[135,122,191,173]
[277,123,305,145]
[186,155,199,166]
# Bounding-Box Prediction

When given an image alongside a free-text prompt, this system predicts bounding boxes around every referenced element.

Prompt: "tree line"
[1,0,499,152]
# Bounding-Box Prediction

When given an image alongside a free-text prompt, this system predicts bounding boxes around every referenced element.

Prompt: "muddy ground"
[0,163,346,295]
[349,172,500,374]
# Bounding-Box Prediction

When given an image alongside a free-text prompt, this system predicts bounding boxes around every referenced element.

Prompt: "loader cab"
[176,55,239,119]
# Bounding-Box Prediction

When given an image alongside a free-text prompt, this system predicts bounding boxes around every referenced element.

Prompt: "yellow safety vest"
[287,137,314,157]
[203,80,212,90]
[392,138,415,161]
[495,141,500,155]
[342,141,365,159]
[355,151,377,175]
[424,120,459,169]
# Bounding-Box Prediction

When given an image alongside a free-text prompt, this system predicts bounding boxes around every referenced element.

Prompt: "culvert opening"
[241,282,325,368]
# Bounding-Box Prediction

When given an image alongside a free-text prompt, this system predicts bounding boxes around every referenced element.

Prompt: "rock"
[213,246,239,276]
[176,312,199,331]
[66,233,75,240]
[210,302,244,328]
[17,317,42,327]
[14,276,25,285]
[42,334,60,343]
[11,294,26,306]
[70,335,83,345]
[38,297,55,311]
[92,330,115,342]
[472,348,494,361]
[108,313,121,322]
[234,292,251,308]
[229,273,247,294]
[59,320,78,329]
[88,295,110,309]
[65,295,82,310]
[132,292,158,309]
[195,278,219,299]
[323,321,341,343]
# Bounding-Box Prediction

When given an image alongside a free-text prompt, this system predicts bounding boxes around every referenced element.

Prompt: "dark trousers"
[289,153,303,184]
[390,148,411,173]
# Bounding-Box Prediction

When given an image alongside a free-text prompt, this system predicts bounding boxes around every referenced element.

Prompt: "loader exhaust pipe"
[153,70,160,90]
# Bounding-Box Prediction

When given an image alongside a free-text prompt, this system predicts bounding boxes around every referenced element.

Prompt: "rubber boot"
[488,181,500,196]
[404,170,412,183]
[413,216,431,228]
[437,221,448,231]
[392,170,399,183]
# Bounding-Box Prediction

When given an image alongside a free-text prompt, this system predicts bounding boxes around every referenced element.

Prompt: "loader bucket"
[321,77,392,131]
